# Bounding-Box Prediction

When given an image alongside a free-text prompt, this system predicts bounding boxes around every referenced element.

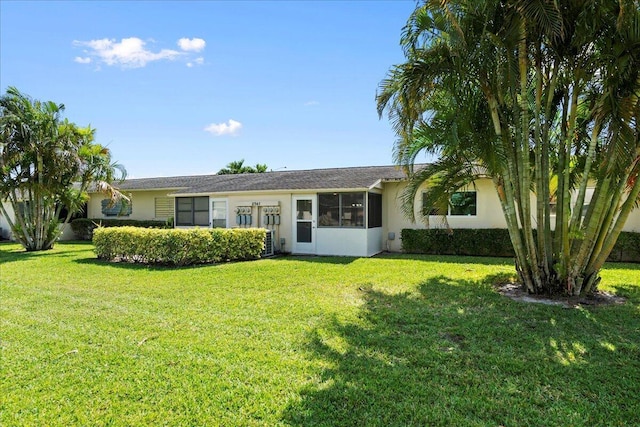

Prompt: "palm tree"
[378,0,640,296]
[0,87,127,251]
[217,159,269,174]
[253,163,268,173]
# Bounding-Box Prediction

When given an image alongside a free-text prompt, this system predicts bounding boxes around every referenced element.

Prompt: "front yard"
[1,242,639,426]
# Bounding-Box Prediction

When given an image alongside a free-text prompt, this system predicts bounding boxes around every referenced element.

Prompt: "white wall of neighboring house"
[58,224,76,240]
[0,202,76,241]
[624,208,640,232]
[0,202,15,240]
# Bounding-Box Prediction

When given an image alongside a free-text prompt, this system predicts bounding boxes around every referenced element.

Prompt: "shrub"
[606,232,640,262]
[401,228,639,262]
[71,218,170,240]
[401,228,515,257]
[93,227,266,266]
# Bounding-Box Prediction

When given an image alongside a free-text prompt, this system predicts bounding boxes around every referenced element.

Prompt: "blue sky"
[1,1,417,178]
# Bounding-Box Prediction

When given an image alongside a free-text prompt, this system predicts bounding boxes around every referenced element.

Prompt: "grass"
[1,242,639,426]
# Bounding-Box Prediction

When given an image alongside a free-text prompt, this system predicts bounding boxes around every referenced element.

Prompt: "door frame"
[292,194,316,254]
[210,198,228,228]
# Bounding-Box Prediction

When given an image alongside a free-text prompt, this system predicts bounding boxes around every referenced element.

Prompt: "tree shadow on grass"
[0,244,92,263]
[602,261,640,270]
[282,276,640,427]
[374,251,515,266]
[278,253,517,267]
[278,255,358,265]
[610,283,640,304]
[72,257,225,271]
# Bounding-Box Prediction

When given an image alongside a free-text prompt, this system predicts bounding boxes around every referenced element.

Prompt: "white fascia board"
[170,187,371,197]
[369,179,384,190]
[89,187,187,194]
[167,192,213,197]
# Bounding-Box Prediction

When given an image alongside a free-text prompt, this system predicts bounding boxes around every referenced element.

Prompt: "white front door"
[292,195,316,254]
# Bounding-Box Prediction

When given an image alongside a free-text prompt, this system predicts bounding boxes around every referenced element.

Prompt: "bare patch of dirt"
[494,282,627,308]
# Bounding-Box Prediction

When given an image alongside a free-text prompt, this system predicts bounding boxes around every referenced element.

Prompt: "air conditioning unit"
[261,229,275,257]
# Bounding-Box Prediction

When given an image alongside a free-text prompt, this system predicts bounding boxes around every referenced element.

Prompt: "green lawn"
[1,242,639,426]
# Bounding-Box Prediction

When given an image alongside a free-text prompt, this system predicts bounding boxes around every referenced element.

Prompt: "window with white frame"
[211,199,227,228]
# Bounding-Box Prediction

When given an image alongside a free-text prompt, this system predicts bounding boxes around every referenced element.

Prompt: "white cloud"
[178,37,206,52]
[204,119,242,136]
[304,100,319,106]
[73,37,182,68]
[186,57,205,68]
[74,56,92,64]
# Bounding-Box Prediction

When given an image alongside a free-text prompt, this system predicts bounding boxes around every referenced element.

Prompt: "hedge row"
[401,228,640,262]
[93,227,266,266]
[606,231,640,262]
[71,218,171,240]
[401,228,516,257]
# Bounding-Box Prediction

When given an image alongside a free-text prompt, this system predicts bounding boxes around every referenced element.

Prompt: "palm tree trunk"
[533,44,550,279]
[585,174,640,292]
[517,20,543,290]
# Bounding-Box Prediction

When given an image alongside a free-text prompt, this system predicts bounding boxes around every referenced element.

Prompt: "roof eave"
[89,186,188,193]
[169,186,374,197]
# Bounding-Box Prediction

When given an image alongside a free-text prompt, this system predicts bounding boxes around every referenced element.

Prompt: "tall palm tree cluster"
[0,87,126,251]
[378,0,640,295]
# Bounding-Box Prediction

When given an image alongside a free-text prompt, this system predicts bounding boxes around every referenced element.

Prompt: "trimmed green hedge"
[93,227,266,266]
[401,228,640,262]
[71,218,171,240]
[606,231,640,262]
[401,228,516,257]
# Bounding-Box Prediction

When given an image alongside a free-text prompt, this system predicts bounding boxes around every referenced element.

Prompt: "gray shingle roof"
[112,165,408,195]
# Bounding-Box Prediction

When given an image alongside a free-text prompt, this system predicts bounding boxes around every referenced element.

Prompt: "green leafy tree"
[0,87,126,251]
[253,163,268,173]
[378,0,640,296]
[217,159,268,174]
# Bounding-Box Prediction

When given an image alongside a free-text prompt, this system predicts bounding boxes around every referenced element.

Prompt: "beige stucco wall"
[222,192,294,253]
[625,208,640,232]
[383,179,640,252]
[87,190,174,222]
[382,178,509,252]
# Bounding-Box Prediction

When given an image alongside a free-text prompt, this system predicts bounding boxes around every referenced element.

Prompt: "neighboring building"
[2,165,638,254]
[86,166,404,257]
[80,165,640,256]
